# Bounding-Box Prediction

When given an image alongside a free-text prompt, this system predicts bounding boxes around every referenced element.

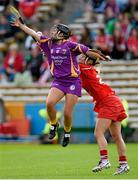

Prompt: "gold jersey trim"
[40,38,49,43]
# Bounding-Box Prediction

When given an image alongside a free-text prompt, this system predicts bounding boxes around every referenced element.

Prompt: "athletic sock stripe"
[100,150,108,156]
[119,156,127,161]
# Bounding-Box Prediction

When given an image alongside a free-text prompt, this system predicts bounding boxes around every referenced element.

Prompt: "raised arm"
[84,49,111,65]
[9,6,41,42]
[86,49,111,61]
[15,20,41,42]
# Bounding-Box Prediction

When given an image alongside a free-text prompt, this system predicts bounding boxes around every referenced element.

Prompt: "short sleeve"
[38,35,51,54]
[39,35,49,44]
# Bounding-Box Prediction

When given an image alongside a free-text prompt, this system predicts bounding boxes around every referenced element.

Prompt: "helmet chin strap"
[56,35,64,40]
[56,31,64,40]
[51,31,65,41]
[52,35,63,41]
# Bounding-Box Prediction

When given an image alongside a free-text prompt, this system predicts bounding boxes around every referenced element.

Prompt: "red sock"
[100,150,108,161]
[119,156,127,165]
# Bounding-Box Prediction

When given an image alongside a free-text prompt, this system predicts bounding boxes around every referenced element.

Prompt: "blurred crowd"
[79,0,138,60]
[0,0,138,85]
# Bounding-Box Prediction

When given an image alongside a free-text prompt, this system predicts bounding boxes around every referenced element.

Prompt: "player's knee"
[94,128,101,138]
[46,100,54,109]
[111,133,121,142]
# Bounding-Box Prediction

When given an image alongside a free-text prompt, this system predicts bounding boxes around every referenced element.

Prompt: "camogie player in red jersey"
[79,54,130,175]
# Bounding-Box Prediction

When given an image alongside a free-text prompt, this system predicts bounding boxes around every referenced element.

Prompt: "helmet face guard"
[50,24,71,40]
[56,24,71,39]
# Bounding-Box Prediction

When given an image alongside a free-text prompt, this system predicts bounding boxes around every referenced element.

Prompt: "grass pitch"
[0,143,138,179]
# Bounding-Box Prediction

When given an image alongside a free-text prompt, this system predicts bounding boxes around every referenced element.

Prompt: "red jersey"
[4,53,24,72]
[79,63,115,106]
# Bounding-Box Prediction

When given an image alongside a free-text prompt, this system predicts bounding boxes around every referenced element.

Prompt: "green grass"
[0,143,138,179]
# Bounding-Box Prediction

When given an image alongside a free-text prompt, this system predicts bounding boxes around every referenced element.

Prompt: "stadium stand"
[37,0,62,19]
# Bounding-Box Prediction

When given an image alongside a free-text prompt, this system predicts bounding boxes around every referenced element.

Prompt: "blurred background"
[0,0,138,144]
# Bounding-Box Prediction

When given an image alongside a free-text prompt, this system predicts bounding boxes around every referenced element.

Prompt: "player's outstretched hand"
[105,55,112,61]
[90,49,112,62]
[10,18,20,27]
[8,6,24,27]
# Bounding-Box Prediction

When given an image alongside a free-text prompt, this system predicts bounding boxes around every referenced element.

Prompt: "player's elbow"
[33,35,41,42]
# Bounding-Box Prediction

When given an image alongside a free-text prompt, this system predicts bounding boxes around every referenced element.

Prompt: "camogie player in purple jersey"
[10,15,108,147]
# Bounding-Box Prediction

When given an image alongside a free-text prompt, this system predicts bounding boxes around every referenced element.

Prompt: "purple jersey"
[39,35,89,79]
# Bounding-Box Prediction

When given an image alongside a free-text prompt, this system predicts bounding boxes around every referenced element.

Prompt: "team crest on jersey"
[70,85,75,90]
[51,49,54,54]
[62,49,66,54]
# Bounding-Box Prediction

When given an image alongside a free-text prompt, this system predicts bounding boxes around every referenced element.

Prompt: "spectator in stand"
[114,20,122,31]
[127,28,138,59]
[0,0,19,9]
[116,0,129,12]
[111,28,126,59]
[13,0,20,9]
[3,43,25,81]
[117,12,125,26]
[0,0,10,10]
[25,43,44,82]
[0,15,12,41]
[0,0,9,5]
[19,0,40,19]
[132,11,138,30]
[93,27,111,55]
[4,6,22,40]
[105,0,120,14]
[120,13,132,40]
[79,25,92,48]
[91,0,106,13]
[124,0,138,14]
[84,1,93,22]
[104,7,117,35]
